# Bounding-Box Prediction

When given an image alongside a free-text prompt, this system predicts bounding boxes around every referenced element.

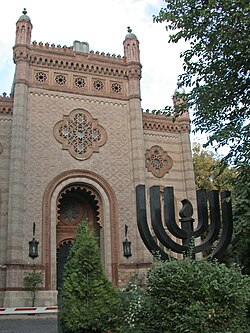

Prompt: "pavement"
[0,315,58,333]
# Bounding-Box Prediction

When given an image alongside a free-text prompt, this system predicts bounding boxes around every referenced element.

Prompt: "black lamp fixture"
[123,224,132,259]
[29,223,39,260]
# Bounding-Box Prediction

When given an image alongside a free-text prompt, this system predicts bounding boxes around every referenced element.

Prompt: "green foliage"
[126,259,249,333]
[192,142,236,191]
[153,0,250,274]
[233,167,250,274]
[154,0,250,166]
[23,270,43,306]
[192,143,250,272]
[121,272,150,333]
[60,221,122,333]
[121,285,147,333]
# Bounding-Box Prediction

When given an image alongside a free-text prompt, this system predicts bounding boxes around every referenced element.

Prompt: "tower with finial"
[15,8,33,45]
[123,27,140,63]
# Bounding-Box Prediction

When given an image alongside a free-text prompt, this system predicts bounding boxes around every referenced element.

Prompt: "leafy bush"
[121,284,146,332]
[23,270,43,307]
[60,221,122,333]
[123,259,250,333]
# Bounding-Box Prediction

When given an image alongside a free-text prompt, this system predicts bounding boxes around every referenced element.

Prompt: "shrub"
[60,221,122,333]
[23,270,43,307]
[140,258,250,333]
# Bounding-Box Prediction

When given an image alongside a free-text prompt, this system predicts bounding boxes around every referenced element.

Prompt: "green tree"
[153,0,250,274]
[154,0,250,166]
[23,270,43,307]
[60,221,122,333]
[233,168,250,275]
[192,142,236,191]
[127,259,250,333]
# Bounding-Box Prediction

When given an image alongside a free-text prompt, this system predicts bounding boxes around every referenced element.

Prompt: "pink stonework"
[0,11,196,307]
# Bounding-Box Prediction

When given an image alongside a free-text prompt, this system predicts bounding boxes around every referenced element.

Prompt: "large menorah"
[136,185,233,260]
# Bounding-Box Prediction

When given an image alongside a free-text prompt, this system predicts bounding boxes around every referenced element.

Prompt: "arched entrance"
[56,184,102,290]
[42,170,119,293]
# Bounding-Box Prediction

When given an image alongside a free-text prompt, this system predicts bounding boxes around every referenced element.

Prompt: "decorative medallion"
[54,109,107,160]
[145,145,173,178]
[74,76,86,88]
[111,82,122,94]
[93,79,105,90]
[55,74,66,85]
[35,71,48,83]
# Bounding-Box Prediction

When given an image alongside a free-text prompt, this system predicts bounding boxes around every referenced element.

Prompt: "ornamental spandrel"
[145,145,173,178]
[54,109,107,160]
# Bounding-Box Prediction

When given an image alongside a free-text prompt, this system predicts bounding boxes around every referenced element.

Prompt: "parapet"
[0,93,14,115]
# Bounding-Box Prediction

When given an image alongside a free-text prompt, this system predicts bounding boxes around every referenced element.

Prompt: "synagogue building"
[0,10,196,307]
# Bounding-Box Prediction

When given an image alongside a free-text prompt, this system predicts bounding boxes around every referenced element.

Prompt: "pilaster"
[5,11,32,292]
[124,29,145,186]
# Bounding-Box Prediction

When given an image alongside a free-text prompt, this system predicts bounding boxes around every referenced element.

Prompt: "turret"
[173,86,189,119]
[15,8,33,46]
[123,27,140,63]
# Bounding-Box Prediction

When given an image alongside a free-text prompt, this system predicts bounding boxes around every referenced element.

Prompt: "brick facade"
[0,11,196,307]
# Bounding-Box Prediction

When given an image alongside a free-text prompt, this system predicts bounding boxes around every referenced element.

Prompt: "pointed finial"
[22,8,27,15]
[127,26,132,33]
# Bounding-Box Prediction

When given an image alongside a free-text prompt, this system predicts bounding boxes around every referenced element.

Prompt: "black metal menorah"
[136,185,233,260]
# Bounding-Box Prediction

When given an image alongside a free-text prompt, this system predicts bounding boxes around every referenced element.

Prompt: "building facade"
[0,10,196,307]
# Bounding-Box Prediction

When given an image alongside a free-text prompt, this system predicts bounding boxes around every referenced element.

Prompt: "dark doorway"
[56,185,102,292]
[56,241,72,291]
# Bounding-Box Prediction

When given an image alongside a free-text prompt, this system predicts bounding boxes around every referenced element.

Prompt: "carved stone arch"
[42,170,119,290]
[57,238,73,247]
[56,183,103,227]
[56,183,103,253]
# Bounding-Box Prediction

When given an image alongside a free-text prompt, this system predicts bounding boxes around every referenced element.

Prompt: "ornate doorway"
[43,169,119,291]
[56,184,102,290]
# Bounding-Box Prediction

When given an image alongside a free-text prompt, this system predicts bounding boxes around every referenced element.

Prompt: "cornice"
[143,113,190,133]
[143,132,178,139]
[14,41,142,80]
[29,90,128,107]
[25,41,133,79]
[29,54,128,78]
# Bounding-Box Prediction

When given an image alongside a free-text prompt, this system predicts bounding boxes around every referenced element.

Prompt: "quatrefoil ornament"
[54,109,107,160]
[145,145,173,177]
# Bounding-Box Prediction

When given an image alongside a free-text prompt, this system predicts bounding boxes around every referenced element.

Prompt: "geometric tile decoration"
[145,145,173,178]
[54,109,107,160]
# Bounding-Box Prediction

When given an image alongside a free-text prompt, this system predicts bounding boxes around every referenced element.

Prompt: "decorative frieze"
[29,91,127,107]
[143,113,190,133]
[30,69,126,98]
[29,54,126,77]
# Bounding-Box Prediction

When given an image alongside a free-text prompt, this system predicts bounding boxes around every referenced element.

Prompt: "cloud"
[0,0,185,109]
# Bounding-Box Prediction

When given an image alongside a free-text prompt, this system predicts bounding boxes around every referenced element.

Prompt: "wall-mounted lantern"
[123,224,132,259]
[29,223,39,260]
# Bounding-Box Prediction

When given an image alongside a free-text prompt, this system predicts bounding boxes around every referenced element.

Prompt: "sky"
[0,0,207,145]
